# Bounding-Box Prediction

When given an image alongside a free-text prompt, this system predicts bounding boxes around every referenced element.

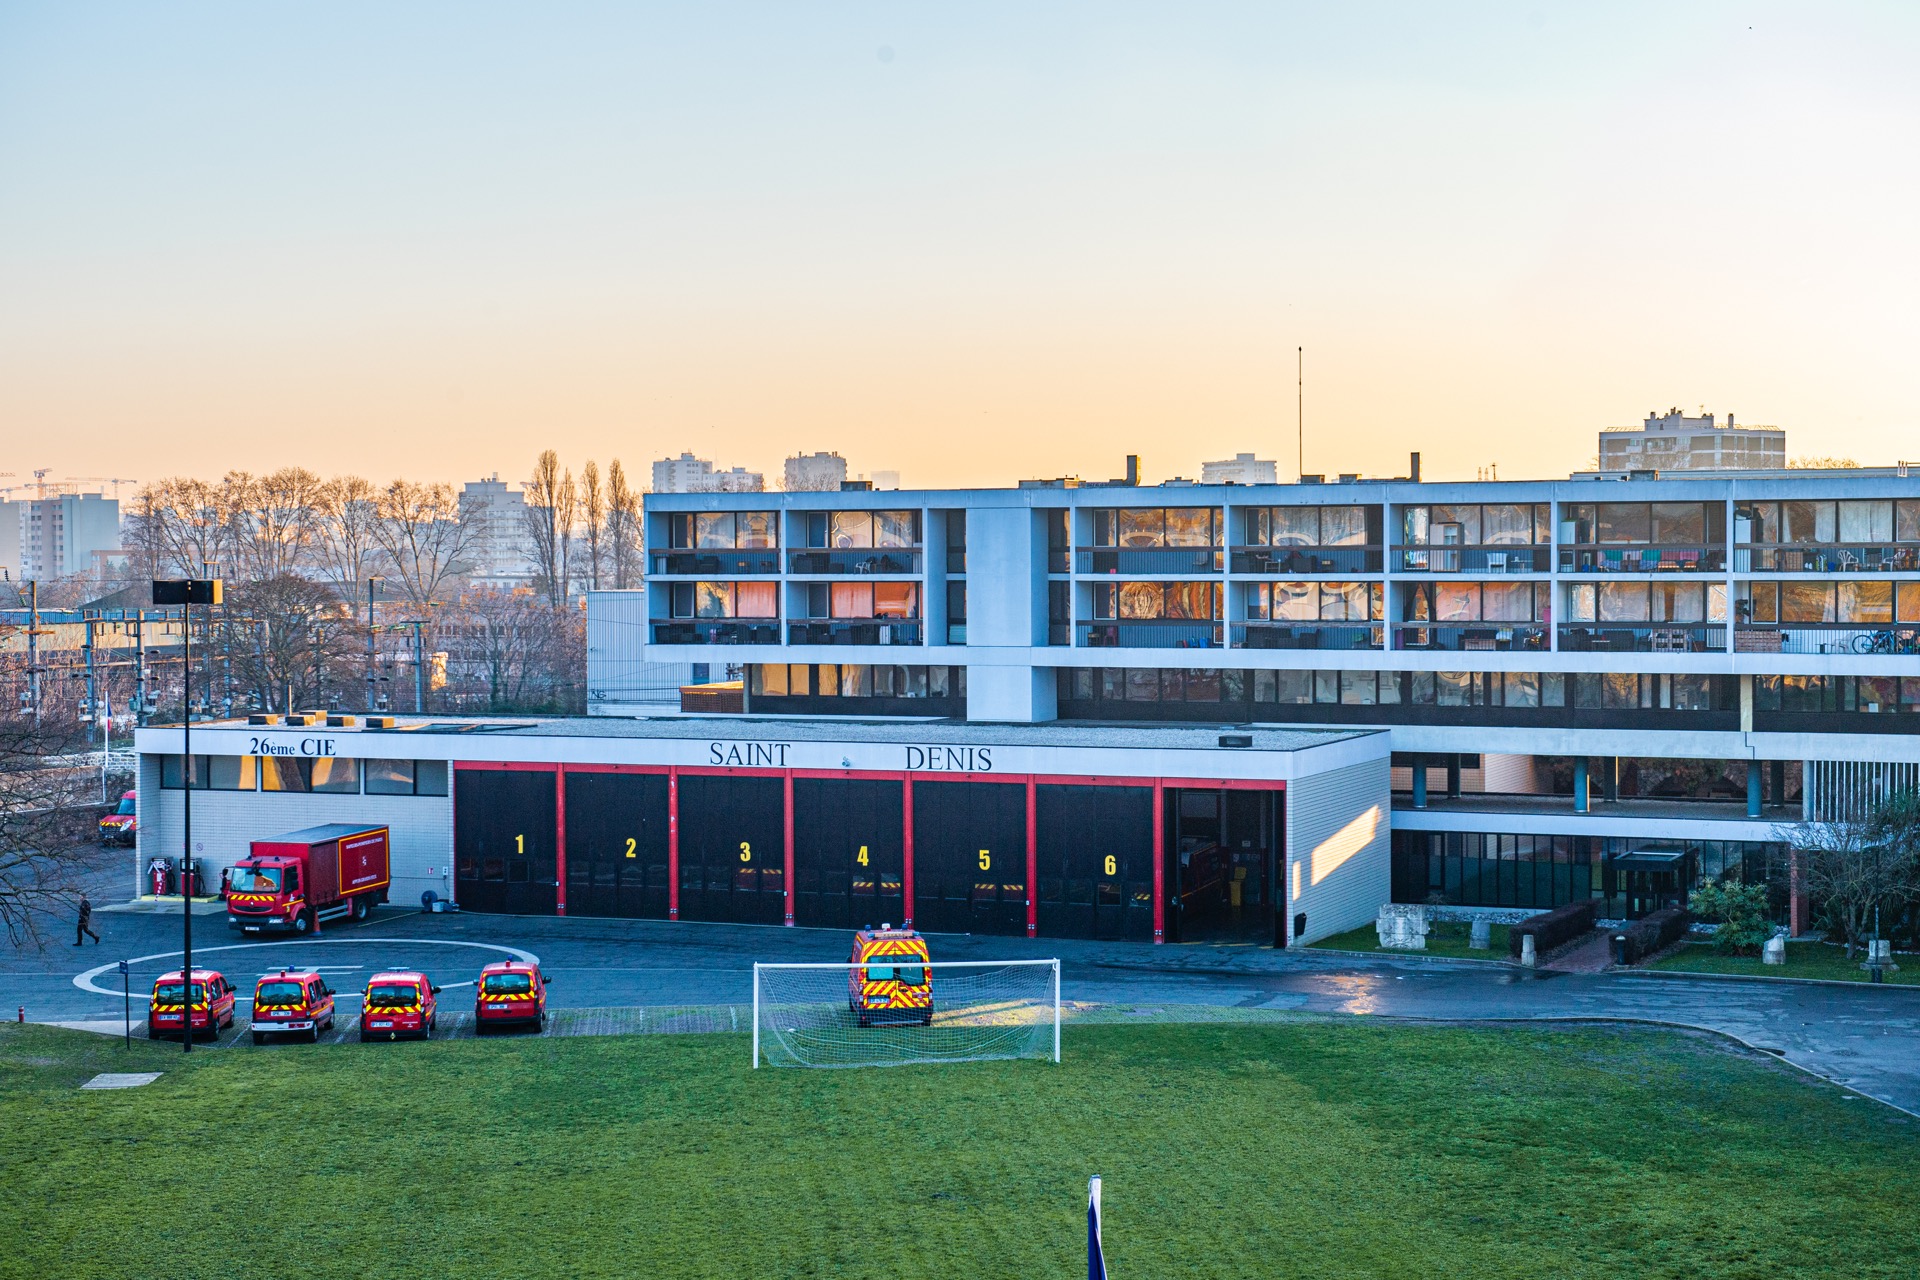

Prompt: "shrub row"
[1509,899,1598,959]
[1615,907,1693,965]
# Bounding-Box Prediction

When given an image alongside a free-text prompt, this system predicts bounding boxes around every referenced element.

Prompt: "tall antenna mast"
[1296,346,1303,481]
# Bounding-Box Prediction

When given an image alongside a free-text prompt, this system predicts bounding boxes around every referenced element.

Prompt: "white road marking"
[73,938,540,1000]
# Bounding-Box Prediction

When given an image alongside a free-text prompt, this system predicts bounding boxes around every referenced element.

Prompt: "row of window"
[1567,582,1727,624]
[664,510,925,551]
[1740,580,1920,624]
[159,756,449,795]
[1736,499,1920,545]
[747,664,966,700]
[1057,668,1731,710]
[667,581,924,620]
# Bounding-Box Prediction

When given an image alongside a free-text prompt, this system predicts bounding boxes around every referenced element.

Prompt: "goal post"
[751,958,1062,1069]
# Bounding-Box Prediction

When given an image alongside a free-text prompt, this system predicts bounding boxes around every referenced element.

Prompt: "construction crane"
[67,476,140,499]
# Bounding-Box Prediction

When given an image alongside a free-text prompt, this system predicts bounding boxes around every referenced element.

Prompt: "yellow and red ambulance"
[249,968,337,1044]
[473,960,548,1034]
[148,969,237,1041]
[847,926,933,1027]
[360,970,439,1042]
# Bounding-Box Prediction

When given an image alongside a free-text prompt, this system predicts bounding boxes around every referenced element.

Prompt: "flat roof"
[160,714,1378,755]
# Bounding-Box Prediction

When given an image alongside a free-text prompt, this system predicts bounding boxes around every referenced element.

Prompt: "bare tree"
[0,718,104,946]
[371,480,472,610]
[229,467,324,581]
[311,474,387,593]
[580,460,607,592]
[523,451,580,607]
[225,575,362,713]
[607,458,642,589]
[131,477,233,579]
[1787,791,1920,953]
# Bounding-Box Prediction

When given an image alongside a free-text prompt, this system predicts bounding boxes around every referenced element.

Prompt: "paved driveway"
[9,889,1917,1116]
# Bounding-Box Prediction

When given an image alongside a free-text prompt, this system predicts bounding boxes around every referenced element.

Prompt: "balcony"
[1231,547,1383,574]
[785,620,923,646]
[1558,624,1727,653]
[1736,544,1920,573]
[1558,545,1726,573]
[651,621,780,645]
[1079,621,1225,649]
[787,549,923,575]
[650,550,782,575]
[1734,624,1920,656]
[1233,622,1382,651]
[1394,546,1549,574]
[1392,624,1547,652]
[1076,547,1224,574]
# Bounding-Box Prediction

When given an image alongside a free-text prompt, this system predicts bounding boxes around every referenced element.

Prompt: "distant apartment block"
[459,474,539,588]
[653,452,766,494]
[1201,454,1279,485]
[783,451,849,492]
[4,491,120,580]
[1599,409,1785,472]
[867,470,902,491]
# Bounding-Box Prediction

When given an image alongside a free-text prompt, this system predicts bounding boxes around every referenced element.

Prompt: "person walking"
[74,892,100,946]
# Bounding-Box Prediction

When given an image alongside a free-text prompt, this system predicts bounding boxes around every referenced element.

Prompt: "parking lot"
[8,864,1920,1115]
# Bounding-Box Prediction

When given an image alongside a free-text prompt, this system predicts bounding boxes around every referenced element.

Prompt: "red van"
[149,969,237,1041]
[249,969,337,1044]
[473,961,549,1034]
[360,971,440,1042]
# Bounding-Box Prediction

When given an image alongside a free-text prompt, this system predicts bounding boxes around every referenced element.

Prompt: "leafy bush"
[1509,899,1597,959]
[1616,907,1693,965]
[1689,880,1773,955]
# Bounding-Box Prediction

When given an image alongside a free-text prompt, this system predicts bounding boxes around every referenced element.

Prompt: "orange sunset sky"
[2,3,1917,491]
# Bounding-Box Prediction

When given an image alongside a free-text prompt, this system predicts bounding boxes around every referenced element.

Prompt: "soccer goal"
[752,959,1061,1069]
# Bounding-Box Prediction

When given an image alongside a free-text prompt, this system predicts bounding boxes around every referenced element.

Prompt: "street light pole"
[154,578,221,1054]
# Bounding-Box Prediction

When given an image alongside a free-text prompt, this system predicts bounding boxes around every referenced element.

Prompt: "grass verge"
[2,1020,1916,1280]
[1311,919,1512,960]
[1644,940,1920,985]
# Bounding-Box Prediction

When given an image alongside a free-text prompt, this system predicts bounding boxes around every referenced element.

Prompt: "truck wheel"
[308,1025,321,1044]
[352,895,370,922]
[292,910,312,935]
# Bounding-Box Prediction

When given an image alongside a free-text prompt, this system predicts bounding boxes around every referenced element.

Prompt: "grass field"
[2,1019,1915,1280]
[1312,919,1513,960]
[1645,940,1920,985]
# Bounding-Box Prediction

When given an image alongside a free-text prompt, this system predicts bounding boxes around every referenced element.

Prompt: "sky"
[2,2,1918,492]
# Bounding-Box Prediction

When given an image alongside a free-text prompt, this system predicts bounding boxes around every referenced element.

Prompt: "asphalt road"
[10,849,1918,1116]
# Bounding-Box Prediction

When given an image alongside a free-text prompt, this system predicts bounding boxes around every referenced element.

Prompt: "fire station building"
[132,718,1390,946]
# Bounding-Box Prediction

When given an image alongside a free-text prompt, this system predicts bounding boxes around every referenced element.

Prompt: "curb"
[1616,966,1920,993]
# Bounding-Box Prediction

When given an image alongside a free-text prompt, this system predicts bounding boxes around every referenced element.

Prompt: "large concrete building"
[652,453,766,494]
[1597,409,1786,472]
[782,451,849,492]
[3,491,121,580]
[458,475,538,588]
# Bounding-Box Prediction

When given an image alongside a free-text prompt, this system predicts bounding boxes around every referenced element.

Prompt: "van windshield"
[228,867,281,894]
[482,973,533,995]
[866,963,927,985]
[153,982,203,1004]
[256,981,305,1005]
[115,797,135,815]
[366,984,422,1007]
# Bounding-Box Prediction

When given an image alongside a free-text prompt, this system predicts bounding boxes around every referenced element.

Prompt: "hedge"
[1615,907,1693,965]
[1509,899,1598,959]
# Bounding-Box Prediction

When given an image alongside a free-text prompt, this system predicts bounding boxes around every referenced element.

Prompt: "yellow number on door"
[856,845,869,867]
[739,841,752,863]
[625,837,637,859]
[978,850,991,871]
[515,834,524,854]
[1104,855,1117,876]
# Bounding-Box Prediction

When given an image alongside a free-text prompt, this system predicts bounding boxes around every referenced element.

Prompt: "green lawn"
[1312,919,1512,960]
[2,1020,1915,1280]
[1645,940,1920,985]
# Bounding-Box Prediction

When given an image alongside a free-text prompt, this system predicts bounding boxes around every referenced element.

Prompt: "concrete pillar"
[1746,761,1762,818]
[1445,755,1461,799]
[1411,756,1428,809]
[1574,757,1589,814]
[1602,756,1619,803]
[1770,760,1786,809]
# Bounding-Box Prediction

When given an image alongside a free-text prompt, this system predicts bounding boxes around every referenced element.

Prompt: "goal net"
[752,959,1061,1069]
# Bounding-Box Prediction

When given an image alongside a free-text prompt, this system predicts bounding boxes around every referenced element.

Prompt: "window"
[1247,581,1376,622]
[1838,581,1894,624]
[261,758,315,792]
[1782,501,1836,544]
[829,582,920,619]
[1095,508,1218,547]
[309,757,359,794]
[365,759,417,795]
[1095,582,1221,620]
[1781,582,1834,623]
[161,754,210,789]
[676,581,777,619]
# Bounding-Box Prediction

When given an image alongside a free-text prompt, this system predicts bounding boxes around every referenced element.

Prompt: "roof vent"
[365,716,397,729]
[248,714,281,726]
[1218,733,1253,748]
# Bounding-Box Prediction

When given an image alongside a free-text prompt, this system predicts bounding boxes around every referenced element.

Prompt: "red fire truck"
[226,823,391,935]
